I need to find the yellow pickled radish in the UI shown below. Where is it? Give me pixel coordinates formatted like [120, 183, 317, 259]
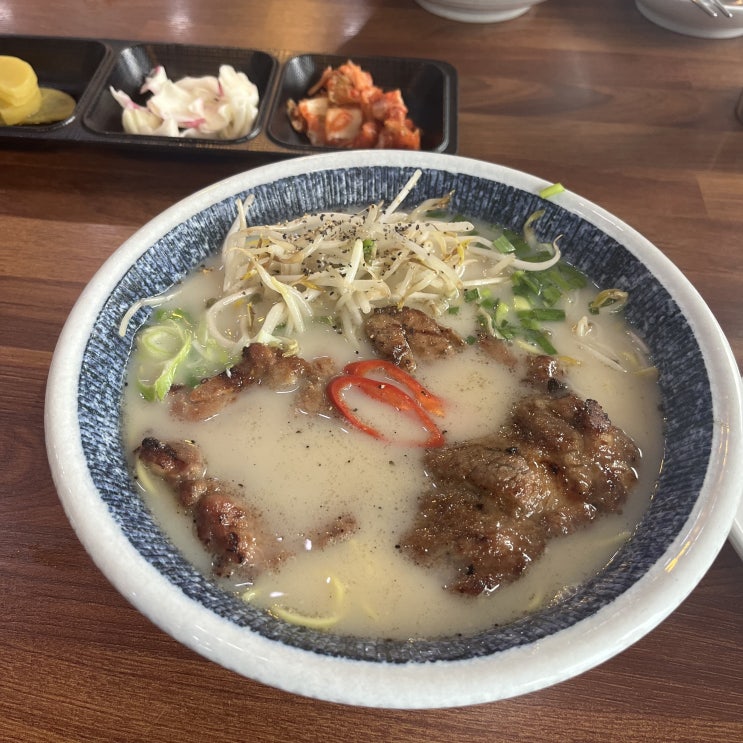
[23, 88, 76, 125]
[0, 55, 39, 106]
[0, 85, 42, 125]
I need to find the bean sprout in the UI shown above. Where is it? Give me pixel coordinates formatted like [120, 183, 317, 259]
[211, 170, 561, 355]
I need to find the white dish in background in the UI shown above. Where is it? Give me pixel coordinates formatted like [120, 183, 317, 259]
[415, 0, 547, 23]
[730, 499, 743, 560]
[636, 0, 743, 39]
[45, 151, 743, 708]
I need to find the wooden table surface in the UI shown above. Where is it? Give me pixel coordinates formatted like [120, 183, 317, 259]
[2, 0, 742, 740]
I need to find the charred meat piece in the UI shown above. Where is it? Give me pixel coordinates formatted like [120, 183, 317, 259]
[523, 353, 567, 392]
[136, 437, 357, 579]
[399, 389, 640, 595]
[294, 355, 338, 417]
[400, 484, 548, 595]
[478, 334, 519, 370]
[169, 343, 337, 421]
[478, 335, 566, 394]
[138, 437, 287, 575]
[422, 436, 556, 519]
[304, 512, 359, 551]
[194, 489, 288, 576]
[138, 437, 208, 508]
[510, 393, 640, 527]
[424, 392, 638, 529]
[364, 306, 465, 372]
[137, 437, 206, 484]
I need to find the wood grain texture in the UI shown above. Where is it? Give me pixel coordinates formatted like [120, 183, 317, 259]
[1, 1, 741, 741]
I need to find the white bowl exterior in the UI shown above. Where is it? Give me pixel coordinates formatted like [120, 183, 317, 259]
[730, 503, 743, 560]
[636, 0, 743, 39]
[415, 0, 546, 23]
[45, 150, 743, 708]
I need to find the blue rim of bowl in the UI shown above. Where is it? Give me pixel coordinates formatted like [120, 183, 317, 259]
[73, 162, 715, 664]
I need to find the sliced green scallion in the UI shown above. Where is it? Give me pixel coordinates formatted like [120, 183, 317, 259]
[492, 233, 517, 254]
[589, 289, 629, 315]
[362, 238, 376, 262]
[517, 307, 567, 322]
[135, 311, 193, 401]
[134, 307, 240, 401]
[539, 182, 566, 200]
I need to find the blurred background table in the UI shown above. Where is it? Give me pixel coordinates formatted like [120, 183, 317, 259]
[1, 1, 741, 741]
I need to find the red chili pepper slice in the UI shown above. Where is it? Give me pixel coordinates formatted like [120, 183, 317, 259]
[326, 374, 445, 448]
[343, 359, 445, 417]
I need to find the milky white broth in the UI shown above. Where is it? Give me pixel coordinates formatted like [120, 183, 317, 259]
[122, 251, 664, 640]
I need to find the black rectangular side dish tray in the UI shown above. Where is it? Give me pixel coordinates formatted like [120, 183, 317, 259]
[0, 36, 458, 157]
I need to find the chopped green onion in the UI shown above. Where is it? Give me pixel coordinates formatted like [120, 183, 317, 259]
[494, 321, 518, 341]
[539, 183, 566, 200]
[512, 271, 542, 300]
[540, 284, 563, 306]
[554, 262, 588, 290]
[589, 288, 629, 315]
[517, 307, 566, 322]
[134, 307, 240, 401]
[512, 295, 531, 313]
[136, 313, 192, 401]
[362, 238, 375, 261]
[492, 234, 516, 254]
[493, 300, 509, 326]
[518, 315, 542, 332]
[505, 229, 534, 259]
[522, 328, 558, 355]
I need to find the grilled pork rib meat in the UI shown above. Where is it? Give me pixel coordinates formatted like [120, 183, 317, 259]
[364, 306, 465, 372]
[168, 342, 337, 422]
[137, 437, 358, 578]
[399, 354, 640, 596]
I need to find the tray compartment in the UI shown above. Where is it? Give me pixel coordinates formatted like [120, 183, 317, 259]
[83, 42, 278, 144]
[0, 35, 109, 131]
[0, 37, 457, 156]
[267, 53, 457, 153]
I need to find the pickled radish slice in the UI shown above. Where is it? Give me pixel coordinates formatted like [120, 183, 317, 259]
[0, 86, 42, 125]
[0, 56, 76, 126]
[22, 88, 76, 125]
[0, 55, 38, 106]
